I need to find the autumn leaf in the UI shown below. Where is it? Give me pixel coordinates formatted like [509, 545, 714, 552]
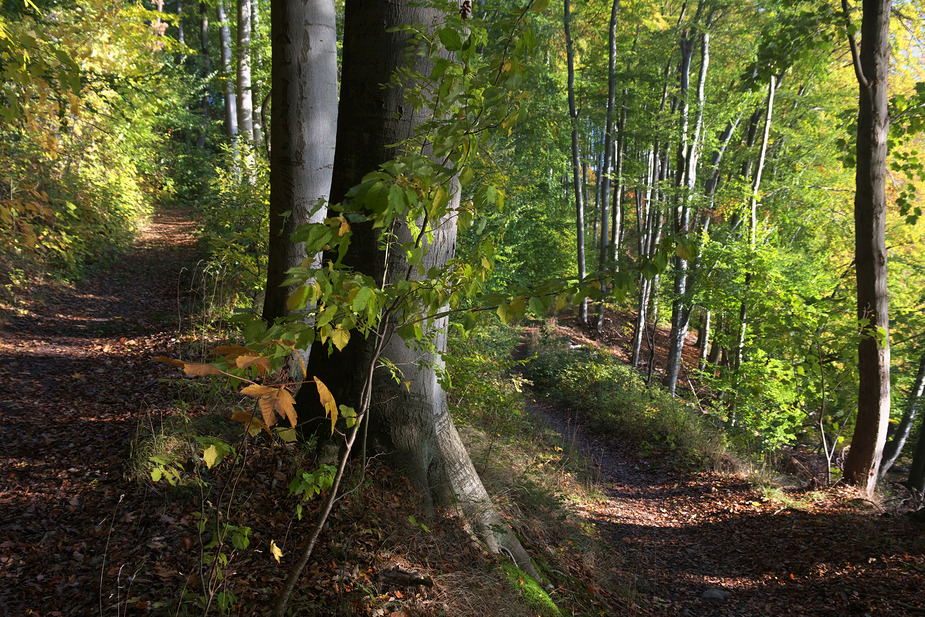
[182, 362, 223, 377]
[153, 356, 185, 369]
[231, 409, 268, 436]
[240, 384, 276, 397]
[271, 540, 283, 563]
[235, 354, 271, 376]
[313, 376, 338, 434]
[332, 325, 350, 351]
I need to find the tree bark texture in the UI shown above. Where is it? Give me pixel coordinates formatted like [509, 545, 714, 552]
[293, 0, 537, 576]
[263, 0, 338, 324]
[842, 0, 892, 497]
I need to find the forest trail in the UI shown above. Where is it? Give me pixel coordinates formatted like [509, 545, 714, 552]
[0, 207, 200, 614]
[527, 363, 925, 616]
[1, 205, 924, 616]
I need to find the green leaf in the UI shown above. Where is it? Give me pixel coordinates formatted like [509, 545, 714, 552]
[439, 27, 463, 52]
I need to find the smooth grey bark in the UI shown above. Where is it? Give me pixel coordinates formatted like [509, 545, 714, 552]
[197, 2, 210, 149]
[235, 0, 254, 142]
[262, 0, 338, 325]
[880, 350, 925, 476]
[595, 0, 621, 332]
[216, 0, 238, 139]
[250, 0, 263, 146]
[292, 0, 536, 577]
[842, 0, 892, 497]
[564, 0, 587, 323]
[176, 0, 185, 45]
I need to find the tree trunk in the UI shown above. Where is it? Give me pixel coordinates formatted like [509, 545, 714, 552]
[842, 0, 892, 497]
[217, 0, 238, 139]
[881, 350, 925, 476]
[197, 2, 211, 149]
[664, 4, 709, 395]
[262, 0, 338, 325]
[250, 0, 263, 146]
[292, 0, 536, 575]
[177, 0, 185, 46]
[564, 0, 587, 323]
[236, 0, 254, 143]
[595, 0, 621, 332]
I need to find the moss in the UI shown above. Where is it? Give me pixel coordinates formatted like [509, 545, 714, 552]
[501, 562, 565, 617]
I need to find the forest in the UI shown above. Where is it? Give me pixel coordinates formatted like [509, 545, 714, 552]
[1, 0, 925, 614]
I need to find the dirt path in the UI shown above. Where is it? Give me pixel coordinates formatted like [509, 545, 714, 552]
[0, 207, 200, 615]
[528, 392, 925, 616]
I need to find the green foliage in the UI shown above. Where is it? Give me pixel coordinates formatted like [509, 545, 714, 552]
[197, 143, 270, 307]
[289, 464, 337, 520]
[446, 321, 534, 448]
[0, 1, 185, 295]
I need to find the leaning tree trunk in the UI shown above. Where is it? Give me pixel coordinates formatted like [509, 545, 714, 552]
[564, 0, 587, 323]
[842, 0, 892, 497]
[293, 0, 536, 575]
[262, 0, 338, 325]
[880, 349, 925, 477]
[235, 0, 254, 143]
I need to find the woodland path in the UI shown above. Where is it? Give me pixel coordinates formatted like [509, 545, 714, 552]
[2, 205, 924, 617]
[0, 206, 201, 614]
[527, 376, 925, 616]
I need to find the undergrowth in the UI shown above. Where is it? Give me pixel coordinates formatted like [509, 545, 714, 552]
[521, 325, 736, 473]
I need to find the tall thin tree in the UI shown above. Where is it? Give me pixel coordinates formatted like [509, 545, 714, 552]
[841, 0, 892, 496]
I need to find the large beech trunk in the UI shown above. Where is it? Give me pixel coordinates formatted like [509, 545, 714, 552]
[262, 0, 337, 324]
[293, 0, 536, 574]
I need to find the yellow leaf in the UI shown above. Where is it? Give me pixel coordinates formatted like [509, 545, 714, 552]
[313, 377, 338, 435]
[202, 444, 219, 469]
[332, 326, 350, 351]
[276, 427, 297, 442]
[240, 384, 276, 397]
[270, 540, 283, 563]
[338, 216, 351, 237]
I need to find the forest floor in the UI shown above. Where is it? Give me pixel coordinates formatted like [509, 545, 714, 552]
[1, 205, 924, 616]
